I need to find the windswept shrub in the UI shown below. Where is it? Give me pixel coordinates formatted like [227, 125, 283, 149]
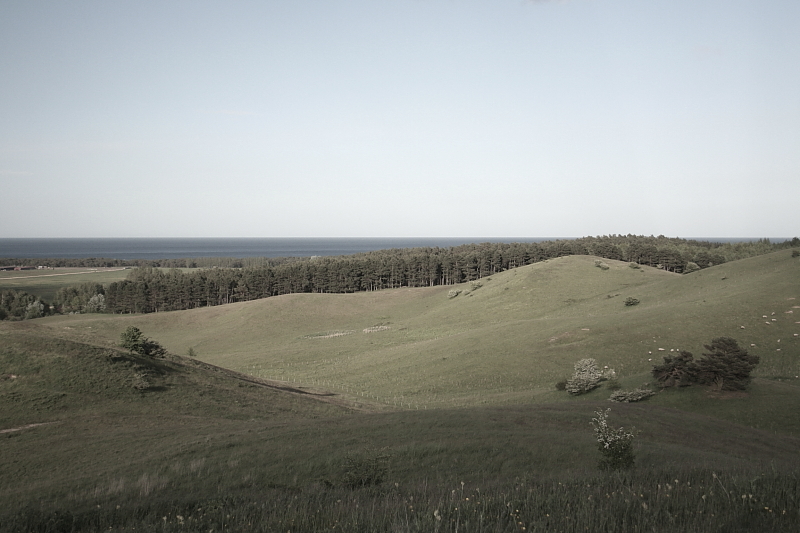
[652, 350, 696, 388]
[624, 297, 640, 306]
[566, 358, 605, 395]
[609, 388, 655, 403]
[591, 408, 635, 471]
[652, 338, 759, 391]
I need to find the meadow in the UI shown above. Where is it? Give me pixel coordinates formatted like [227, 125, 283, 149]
[1, 251, 798, 531]
[0, 268, 131, 303]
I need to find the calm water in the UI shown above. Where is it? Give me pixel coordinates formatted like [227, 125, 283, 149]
[0, 238, 561, 259]
[0, 237, 782, 260]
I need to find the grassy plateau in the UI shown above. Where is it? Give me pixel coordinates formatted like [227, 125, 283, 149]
[1, 251, 799, 531]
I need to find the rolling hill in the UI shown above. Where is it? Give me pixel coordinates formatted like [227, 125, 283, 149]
[1, 250, 799, 531]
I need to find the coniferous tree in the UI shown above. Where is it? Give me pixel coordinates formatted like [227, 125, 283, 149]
[652, 351, 697, 388]
[694, 337, 759, 391]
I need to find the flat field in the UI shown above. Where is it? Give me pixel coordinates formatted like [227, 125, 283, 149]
[0, 267, 130, 301]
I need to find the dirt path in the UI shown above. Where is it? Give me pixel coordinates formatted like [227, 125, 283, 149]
[0, 421, 60, 434]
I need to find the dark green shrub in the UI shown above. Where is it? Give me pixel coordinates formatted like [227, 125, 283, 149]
[652, 338, 759, 391]
[341, 447, 391, 489]
[609, 388, 655, 402]
[652, 351, 696, 388]
[120, 326, 167, 357]
[694, 337, 759, 391]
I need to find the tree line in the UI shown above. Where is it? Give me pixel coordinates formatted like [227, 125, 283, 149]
[71, 236, 800, 315]
[3, 235, 797, 319]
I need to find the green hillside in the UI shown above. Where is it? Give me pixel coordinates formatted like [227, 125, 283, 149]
[2, 250, 799, 531]
[39, 251, 800, 423]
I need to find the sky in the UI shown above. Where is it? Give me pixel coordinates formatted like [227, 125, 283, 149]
[1, 0, 798, 239]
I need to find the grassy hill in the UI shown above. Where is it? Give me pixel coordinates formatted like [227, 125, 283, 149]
[2, 250, 799, 531]
[37, 251, 800, 423]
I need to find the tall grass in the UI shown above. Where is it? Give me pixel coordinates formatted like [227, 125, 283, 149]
[5, 468, 798, 532]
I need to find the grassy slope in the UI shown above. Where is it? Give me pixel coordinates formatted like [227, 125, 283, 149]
[40, 251, 800, 425]
[2, 250, 799, 523]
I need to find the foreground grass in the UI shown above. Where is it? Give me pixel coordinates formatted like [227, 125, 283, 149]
[5, 468, 799, 532]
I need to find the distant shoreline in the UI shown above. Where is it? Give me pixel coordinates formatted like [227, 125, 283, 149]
[0, 236, 791, 260]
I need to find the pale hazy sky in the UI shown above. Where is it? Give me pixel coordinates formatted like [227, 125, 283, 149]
[1, 1, 798, 238]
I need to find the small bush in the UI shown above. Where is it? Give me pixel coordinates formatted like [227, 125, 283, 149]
[684, 261, 701, 273]
[566, 358, 605, 395]
[609, 388, 655, 403]
[447, 289, 462, 299]
[131, 372, 151, 391]
[187, 347, 197, 357]
[792, 250, 800, 258]
[120, 326, 167, 358]
[555, 379, 568, 391]
[591, 409, 635, 471]
[624, 297, 640, 306]
[594, 260, 610, 270]
[628, 262, 641, 269]
[341, 447, 391, 489]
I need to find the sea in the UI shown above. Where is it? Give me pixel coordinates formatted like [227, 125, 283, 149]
[0, 237, 561, 260]
[0, 237, 784, 260]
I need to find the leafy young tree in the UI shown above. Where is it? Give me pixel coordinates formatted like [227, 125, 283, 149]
[84, 293, 106, 313]
[694, 337, 759, 391]
[591, 409, 635, 471]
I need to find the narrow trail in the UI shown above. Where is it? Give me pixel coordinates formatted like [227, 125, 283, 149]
[0, 422, 60, 434]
